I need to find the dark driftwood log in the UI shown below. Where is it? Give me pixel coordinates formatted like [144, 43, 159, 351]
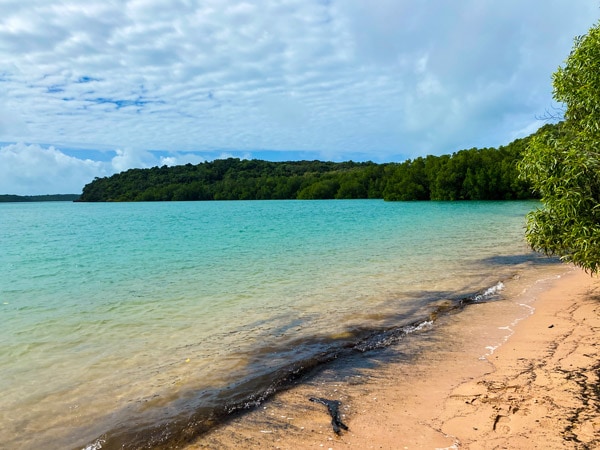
[309, 397, 349, 434]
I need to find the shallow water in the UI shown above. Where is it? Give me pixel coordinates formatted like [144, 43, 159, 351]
[0, 200, 555, 449]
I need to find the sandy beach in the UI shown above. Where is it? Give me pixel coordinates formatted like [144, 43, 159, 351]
[186, 265, 599, 449]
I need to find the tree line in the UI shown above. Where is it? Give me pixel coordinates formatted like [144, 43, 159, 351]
[78, 126, 554, 202]
[0, 194, 80, 202]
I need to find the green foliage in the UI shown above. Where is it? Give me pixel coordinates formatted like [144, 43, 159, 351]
[79, 135, 535, 203]
[519, 21, 600, 274]
[79, 160, 384, 202]
[0, 194, 80, 202]
[382, 136, 532, 201]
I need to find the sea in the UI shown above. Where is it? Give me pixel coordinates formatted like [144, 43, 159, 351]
[0, 200, 561, 449]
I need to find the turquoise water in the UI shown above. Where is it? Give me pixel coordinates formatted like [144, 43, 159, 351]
[1, 200, 550, 449]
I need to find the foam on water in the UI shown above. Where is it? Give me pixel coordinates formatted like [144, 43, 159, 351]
[474, 281, 505, 302]
[0, 200, 559, 449]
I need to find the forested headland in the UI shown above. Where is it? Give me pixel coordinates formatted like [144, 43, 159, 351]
[0, 194, 80, 202]
[78, 124, 556, 202]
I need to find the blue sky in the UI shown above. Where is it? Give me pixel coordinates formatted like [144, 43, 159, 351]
[0, 0, 598, 194]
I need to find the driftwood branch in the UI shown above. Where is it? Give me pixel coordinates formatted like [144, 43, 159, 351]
[309, 397, 349, 434]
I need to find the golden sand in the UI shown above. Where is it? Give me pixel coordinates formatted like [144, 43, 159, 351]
[186, 266, 600, 449]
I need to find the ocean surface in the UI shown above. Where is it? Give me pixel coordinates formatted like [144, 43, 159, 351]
[0, 200, 556, 449]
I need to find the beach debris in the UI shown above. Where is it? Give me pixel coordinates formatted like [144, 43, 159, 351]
[309, 397, 349, 435]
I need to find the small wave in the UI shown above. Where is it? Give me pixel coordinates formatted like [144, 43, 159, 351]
[404, 320, 434, 333]
[474, 281, 504, 302]
[83, 437, 105, 450]
[353, 319, 433, 352]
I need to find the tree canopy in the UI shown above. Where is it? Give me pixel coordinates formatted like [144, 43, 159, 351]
[0, 194, 80, 202]
[519, 21, 600, 274]
[78, 132, 537, 203]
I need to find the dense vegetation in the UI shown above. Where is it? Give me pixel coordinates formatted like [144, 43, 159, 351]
[519, 21, 600, 274]
[0, 194, 80, 202]
[79, 130, 543, 202]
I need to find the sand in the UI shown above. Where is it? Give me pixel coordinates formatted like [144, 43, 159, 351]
[186, 265, 600, 449]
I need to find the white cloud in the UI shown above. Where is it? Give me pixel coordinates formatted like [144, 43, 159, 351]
[0, 143, 107, 195]
[110, 148, 156, 172]
[159, 153, 207, 167]
[0, 0, 598, 192]
[0, 143, 219, 194]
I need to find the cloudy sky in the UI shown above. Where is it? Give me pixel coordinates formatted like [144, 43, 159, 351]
[0, 0, 598, 194]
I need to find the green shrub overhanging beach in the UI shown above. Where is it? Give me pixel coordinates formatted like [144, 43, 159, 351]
[519, 20, 600, 275]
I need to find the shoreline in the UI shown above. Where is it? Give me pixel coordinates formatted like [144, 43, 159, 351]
[186, 265, 599, 449]
[439, 266, 600, 449]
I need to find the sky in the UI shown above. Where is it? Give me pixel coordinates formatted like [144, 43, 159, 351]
[0, 1, 598, 195]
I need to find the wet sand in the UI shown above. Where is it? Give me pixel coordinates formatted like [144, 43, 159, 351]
[185, 265, 599, 449]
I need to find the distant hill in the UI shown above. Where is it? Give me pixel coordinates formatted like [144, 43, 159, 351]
[78, 123, 560, 202]
[0, 194, 80, 202]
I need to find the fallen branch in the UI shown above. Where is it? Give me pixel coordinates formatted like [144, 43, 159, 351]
[309, 397, 349, 434]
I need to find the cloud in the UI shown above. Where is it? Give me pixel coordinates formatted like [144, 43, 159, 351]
[159, 153, 206, 167]
[0, 0, 598, 192]
[0, 143, 223, 194]
[110, 147, 156, 172]
[0, 143, 107, 195]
